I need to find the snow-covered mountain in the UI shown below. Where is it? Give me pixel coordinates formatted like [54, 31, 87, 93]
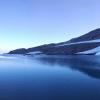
[8, 28, 100, 55]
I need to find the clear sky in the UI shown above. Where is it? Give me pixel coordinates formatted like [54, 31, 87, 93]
[0, 0, 100, 53]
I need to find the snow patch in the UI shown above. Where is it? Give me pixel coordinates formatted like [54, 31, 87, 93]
[57, 39, 100, 47]
[27, 51, 42, 55]
[77, 46, 100, 55]
[95, 52, 100, 55]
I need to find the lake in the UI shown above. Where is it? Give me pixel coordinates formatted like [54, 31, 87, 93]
[0, 55, 100, 100]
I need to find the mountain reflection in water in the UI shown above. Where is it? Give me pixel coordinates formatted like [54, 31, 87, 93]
[36, 55, 100, 79]
[0, 55, 100, 100]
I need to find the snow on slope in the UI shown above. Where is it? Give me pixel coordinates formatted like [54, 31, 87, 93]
[95, 52, 100, 55]
[26, 39, 100, 55]
[77, 46, 100, 55]
[57, 39, 100, 47]
[27, 51, 42, 55]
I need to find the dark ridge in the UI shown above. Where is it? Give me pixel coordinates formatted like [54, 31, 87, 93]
[8, 48, 27, 54]
[8, 28, 100, 55]
[67, 28, 100, 43]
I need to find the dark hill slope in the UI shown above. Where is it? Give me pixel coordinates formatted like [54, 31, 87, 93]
[8, 28, 100, 55]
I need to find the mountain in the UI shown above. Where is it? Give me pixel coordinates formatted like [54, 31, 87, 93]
[8, 44, 56, 54]
[65, 28, 100, 43]
[8, 28, 100, 55]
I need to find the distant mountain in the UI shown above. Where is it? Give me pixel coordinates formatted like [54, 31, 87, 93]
[56, 28, 100, 45]
[9, 43, 56, 54]
[67, 28, 100, 43]
[8, 28, 100, 55]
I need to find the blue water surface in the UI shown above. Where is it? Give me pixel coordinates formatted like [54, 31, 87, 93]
[0, 55, 100, 100]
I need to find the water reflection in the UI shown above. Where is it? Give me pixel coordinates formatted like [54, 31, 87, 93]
[36, 55, 100, 79]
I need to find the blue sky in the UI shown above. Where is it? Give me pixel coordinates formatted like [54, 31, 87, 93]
[0, 0, 100, 53]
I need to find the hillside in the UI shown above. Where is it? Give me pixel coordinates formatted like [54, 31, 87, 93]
[8, 28, 100, 55]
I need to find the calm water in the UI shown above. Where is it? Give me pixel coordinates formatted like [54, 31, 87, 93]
[0, 55, 100, 100]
